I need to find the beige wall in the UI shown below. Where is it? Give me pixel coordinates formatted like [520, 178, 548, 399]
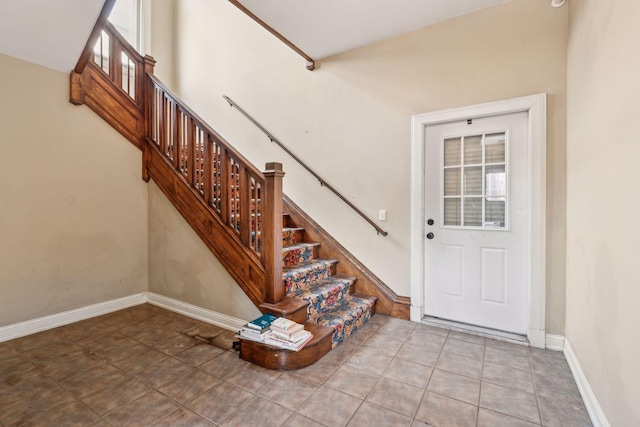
[146, 0, 177, 89]
[148, 182, 260, 320]
[0, 54, 148, 326]
[566, 0, 640, 424]
[168, 0, 568, 333]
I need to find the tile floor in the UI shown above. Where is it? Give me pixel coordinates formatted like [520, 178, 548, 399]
[0, 304, 592, 426]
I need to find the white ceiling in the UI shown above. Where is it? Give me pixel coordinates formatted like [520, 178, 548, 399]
[0, 0, 512, 72]
[236, 0, 511, 59]
[0, 0, 104, 72]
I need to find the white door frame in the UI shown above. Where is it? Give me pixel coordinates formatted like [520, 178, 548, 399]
[410, 94, 547, 348]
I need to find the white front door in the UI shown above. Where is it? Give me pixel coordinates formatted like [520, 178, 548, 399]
[424, 112, 529, 334]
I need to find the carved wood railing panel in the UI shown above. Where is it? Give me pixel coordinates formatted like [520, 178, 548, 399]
[146, 75, 283, 304]
[71, 22, 151, 149]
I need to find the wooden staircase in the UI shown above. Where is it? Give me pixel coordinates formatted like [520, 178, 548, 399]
[69, 9, 409, 371]
[238, 214, 377, 370]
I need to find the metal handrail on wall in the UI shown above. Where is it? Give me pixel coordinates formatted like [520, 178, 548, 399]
[223, 95, 388, 237]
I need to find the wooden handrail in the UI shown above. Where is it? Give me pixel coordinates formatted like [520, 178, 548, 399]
[228, 0, 315, 71]
[223, 95, 389, 237]
[74, 0, 117, 74]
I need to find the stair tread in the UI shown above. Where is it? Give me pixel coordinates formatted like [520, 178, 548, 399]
[312, 295, 375, 347]
[282, 242, 320, 251]
[297, 276, 355, 297]
[283, 259, 338, 273]
[312, 296, 373, 325]
[313, 295, 375, 317]
[283, 227, 304, 232]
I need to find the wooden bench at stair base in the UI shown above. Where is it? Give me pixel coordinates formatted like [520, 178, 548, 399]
[238, 322, 334, 370]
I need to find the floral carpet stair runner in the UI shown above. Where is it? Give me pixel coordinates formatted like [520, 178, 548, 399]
[281, 227, 375, 347]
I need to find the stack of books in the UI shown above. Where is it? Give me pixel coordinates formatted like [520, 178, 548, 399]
[238, 313, 278, 343]
[265, 317, 313, 351]
[237, 314, 313, 352]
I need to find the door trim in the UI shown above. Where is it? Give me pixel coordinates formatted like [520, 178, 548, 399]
[410, 94, 547, 348]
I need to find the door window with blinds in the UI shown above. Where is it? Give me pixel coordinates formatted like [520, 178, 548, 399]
[442, 132, 508, 229]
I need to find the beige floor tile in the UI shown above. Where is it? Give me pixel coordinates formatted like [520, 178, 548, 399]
[348, 402, 413, 427]
[0, 378, 76, 425]
[484, 346, 531, 371]
[210, 330, 239, 349]
[103, 390, 178, 427]
[442, 337, 485, 361]
[427, 369, 481, 405]
[152, 330, 199, 355]
[482, 361, 534, 393]
[344, 347, 393, 376]
[61, 363, 129, 398]
[538, 394, 593, 427]
[383, 357, 433, 388]
[23, 399, 101, 426]
[479, 382, 540, 424]
[112, 347, 169, 374]
[81, 376, 151, 415]
[485, 338, 529, 354]
[84, 331, 149, 362]
[174, 342, 226, 366]
[477, 408, 540, 426]
[415, 391, 478, 427]
[533, 370, 584, 404]
[360, 333, 405, 356]
[298, 386, 362, 427]
[436, 351, 483, 380]
[187, 381, 255, 423]
[258, 372, 319, 410]
[135, 357, 198, 388]
[366, 377, 424, 417]
[153, 407, 216, 426]
[405, 330, 447, 352]
[325, 365, 379, 399]
[396, 342, 440, 367]
[288, 354, 341, 383]
[413, 323, 450, 337]
[37, 349, 106, 382]
[281, 413, 326, 427]
[447, 330, 486, 346]
[220, 395, 293, 427]
[158, 368, 220, 404]
[225, 362, 282, 393]
[199, 350, 250, 379]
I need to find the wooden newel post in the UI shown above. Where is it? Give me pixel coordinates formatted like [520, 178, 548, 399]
[142, 55, 156, 182]
[262, 162, 285, 304]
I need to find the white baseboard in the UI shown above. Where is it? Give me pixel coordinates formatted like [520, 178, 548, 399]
[545, 333, 565, 351]
[564, 339, 610, 427]
[0, 293, 147, 343]
[147, 292, 247, 332]
[0, 292, 249, 343]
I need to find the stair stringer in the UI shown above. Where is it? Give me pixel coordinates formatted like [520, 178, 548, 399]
[283, 195, 411, 320]
[146, 141, 267, 307]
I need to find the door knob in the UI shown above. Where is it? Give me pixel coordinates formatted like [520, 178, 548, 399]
[426, 232, 435, 240]
[427, 219, 434, 226]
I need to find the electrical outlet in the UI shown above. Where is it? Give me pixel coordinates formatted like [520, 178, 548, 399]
[378, 210, 387, 221]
